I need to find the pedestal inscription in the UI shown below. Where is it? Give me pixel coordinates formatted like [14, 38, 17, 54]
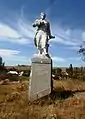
[29, 55, 52, 101]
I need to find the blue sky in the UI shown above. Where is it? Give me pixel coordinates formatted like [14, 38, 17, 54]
[0, 0, 85, 67]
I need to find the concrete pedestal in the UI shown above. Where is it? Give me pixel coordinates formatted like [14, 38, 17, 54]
[29, 54, 52, 101]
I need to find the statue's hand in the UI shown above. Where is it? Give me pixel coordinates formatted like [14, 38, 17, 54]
[32, 24, 36, 27]
[40, 21, 45, 25]
[49, 35, 55, 39]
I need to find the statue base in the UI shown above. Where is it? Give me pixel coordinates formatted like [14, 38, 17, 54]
[28, 54, 52, 101]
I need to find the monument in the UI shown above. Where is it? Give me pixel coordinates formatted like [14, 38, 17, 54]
[29, 12, 55, 101]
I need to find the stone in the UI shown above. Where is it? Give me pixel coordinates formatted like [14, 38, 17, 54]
[29, 54, 52, 101]
[32, 12, 55, 55]
[1, 79, 10, 85]
[28, 12, 55, 101]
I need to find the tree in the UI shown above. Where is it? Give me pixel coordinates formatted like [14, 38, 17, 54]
[78, 42, 85, 61]
[56, 68, 62, 76]
[0, 56, 2, 66]
[66, 64, 73, 78]
[73, 67, 79, 79]
[52, 67, 56, 74]
[80, 66, 83, 74]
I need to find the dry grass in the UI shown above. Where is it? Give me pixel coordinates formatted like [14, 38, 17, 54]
[0, 79, 85, 119]
[6, 65, 31, 71]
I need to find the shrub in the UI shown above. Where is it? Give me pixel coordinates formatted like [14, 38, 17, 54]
[52, 68, 56, 74]
[19, 76, 29, 82]
[7, 74, 19, 81]
[78, 74, 85, 81]
[22, 70, 30, 77]
[0, 73, 8, 81]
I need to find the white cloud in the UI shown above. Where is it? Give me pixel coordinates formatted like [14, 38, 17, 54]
[66, 46, 80, 51]
[1, 16, 85, 51]
[50, 25, 84, 48]
[0, 49, 30, 65]
[0, 23, 20, 38]
[68, 57, 81, 61]
[50, 36, 77, 46]
[0, 19, 34, 45]
[17, 18, 34, 39]
[1, 17, 84, 47]
[52, 56, 66, 62]
[0, 49, 20, 56]
[82, 32, 85, 41]
[4, 56, 29, 66]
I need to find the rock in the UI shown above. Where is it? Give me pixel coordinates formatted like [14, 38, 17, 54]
[1, 79, 10, 85]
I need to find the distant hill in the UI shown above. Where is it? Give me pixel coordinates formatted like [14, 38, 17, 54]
[6, 65, 31, 71]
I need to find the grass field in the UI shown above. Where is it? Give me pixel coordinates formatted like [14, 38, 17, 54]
[0, 79, 85, 119]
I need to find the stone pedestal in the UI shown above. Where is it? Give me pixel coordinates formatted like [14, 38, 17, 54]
[29, 54, 52, 101]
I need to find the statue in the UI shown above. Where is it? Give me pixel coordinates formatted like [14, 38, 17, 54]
[32, 12, 55, 56]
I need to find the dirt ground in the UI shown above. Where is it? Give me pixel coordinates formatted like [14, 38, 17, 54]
[0, 79, 85, 119]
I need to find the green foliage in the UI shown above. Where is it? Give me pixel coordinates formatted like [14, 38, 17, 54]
[69, 64, 73, 78]
[19, 76, 29, 82]
[56, 68, 62, 76]
[0, 74, 8, 81]
[9, 67, 17, 71]
[7, 74, 19, 81]
[0, 56, 5, 66]
[52, 68, 57, 74]
[78, 74, 85, 81]
[0, 66, 7, 71]
[22, 70, 30, 77]
[0, 56, 2, 66]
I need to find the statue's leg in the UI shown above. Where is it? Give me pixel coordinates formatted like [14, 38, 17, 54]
[41, 34, 48, 55]
[37, 46, 40, 54]
[35, 32, 41, 54]
[42, 49, 46, 55]
[46, 43, 49, 54]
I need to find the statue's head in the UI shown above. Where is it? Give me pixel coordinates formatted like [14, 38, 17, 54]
[40, 12, 46, 20]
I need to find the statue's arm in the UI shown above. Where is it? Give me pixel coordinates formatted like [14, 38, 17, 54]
[47, 22, 55, 39]
[47, 22, 51, 37]
[32, 19, 41, 27]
